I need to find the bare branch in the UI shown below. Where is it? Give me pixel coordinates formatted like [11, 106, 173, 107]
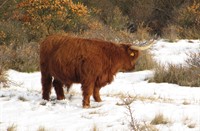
[0, 0, 9, 9]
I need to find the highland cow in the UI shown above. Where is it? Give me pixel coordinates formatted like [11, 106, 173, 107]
[40, 35, 154, 108]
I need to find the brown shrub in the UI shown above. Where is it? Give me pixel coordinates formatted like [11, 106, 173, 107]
[0, 21, 28, 45]
[173, 0, 200, 39]
[187, 52, 200, 79]
[80, 23, 151, 43]
[162, 25, 180, 42]
[151, 57, 200, 87]
[0, 42, 39, 72]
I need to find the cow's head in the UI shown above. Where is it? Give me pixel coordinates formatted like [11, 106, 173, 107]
[121, 39, 155, 72]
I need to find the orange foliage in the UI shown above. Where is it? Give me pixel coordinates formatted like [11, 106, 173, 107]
[187, 0, 200, 26]
[0, 31, 6, 40]
[17, 0, 88, 35]
[17, 0, 88, 19]
[187, 0, 200, 15]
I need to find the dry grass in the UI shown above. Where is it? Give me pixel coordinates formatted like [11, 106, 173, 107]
[179, 27, 200, 39]
[120, 96, 159, 131]
[0, 66, 8, 88]
[140, 124, 158, 131]
[37, 126, 48, 131]
[150, 113, 170, 125]
[150, 61, 200, 87]
[114, 92, 172, 105]
[92, 124, 99, 131]
[187, 52, 200, 77]
[151, 64, 188, 85]
[7, 124, 17, 131]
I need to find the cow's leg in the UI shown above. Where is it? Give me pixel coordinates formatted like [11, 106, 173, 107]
[41, 73, 52, 100]
[82, 83, 94, 108]
[93, 87, 102, 102]
[53, 79, 65, 100]
[66, 82, 72, 93]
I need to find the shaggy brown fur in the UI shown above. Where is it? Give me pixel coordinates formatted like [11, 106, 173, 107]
[40, 35, 140, 108]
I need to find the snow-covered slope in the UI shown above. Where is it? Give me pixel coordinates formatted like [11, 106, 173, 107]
[0, 40, 200, 131]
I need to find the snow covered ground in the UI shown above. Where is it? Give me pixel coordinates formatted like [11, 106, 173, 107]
[0, 39, 200, 131]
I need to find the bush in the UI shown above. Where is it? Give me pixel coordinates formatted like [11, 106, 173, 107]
[162, 24, 180, 42]
[0, 21, 28, 45]
[131, 23, 152, 41]
[16, 0, 89, 40]
[151, 52, 200, 87]
[0, 20, 39, 72]
[116, 0, 154, 24]
[187, 52, 200, 80]
[147, 0, 187, 36]
[173, 0, 200, 39]
[80, 22, 152, 42]
[107, 6, 128, 31]
[0, 42, 39, 72]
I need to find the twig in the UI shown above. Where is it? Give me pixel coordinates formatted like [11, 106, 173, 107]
[0, 0, 9, 9]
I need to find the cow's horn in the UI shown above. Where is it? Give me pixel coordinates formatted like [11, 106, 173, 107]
[130, 39, 155, 50]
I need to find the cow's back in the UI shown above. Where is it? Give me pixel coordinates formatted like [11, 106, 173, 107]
[40, 35, 111, 85]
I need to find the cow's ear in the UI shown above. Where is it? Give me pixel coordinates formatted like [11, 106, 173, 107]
[121, 44, 130, 49]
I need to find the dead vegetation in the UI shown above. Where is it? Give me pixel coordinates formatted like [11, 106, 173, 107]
[0, 66, 8, 88]
[151, 52, 200, 87]
[150, 113, 170, 125]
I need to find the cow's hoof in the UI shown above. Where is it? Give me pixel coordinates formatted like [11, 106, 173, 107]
[95, 99, 102, 102]
[83, 105, 90, 109]
[94, 97, 102, 102]
[57, 96, 65, 100]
